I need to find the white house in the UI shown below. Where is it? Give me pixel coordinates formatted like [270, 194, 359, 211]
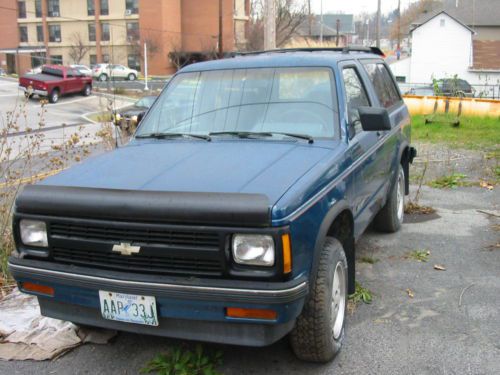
[390, 11, 500, 97]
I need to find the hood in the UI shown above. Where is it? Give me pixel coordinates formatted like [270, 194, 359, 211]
[119, 105, 147, 116]
[42, 140, 333, 206]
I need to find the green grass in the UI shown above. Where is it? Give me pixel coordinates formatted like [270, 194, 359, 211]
[406, 249, 430, 262]
[428, 173, 468, 188]
[87, 111, 113, 123]
[411, 115, 500, 151]
[359, 256, 379, 264]
[141, 345, 222, 375]
[348, 282, 373, 304]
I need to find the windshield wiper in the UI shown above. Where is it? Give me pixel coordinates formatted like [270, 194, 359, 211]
[209, 131, 273, 139]
[209, 131, 314, 143]
[136, 132, 211, 141]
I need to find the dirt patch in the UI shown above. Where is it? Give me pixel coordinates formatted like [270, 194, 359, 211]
[404, 211, 441, 223]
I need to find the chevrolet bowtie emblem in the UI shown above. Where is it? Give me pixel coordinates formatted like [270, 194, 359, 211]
[112, 242, 141, 256]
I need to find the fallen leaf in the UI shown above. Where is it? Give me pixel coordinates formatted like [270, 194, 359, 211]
[479, 181, 494, 191]
[406, 288, 414, 298]
[434, 264, 446, 271]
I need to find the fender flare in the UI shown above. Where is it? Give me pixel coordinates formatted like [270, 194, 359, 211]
[398, 140, 410, 194]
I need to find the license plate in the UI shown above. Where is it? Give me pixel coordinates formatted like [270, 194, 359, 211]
[98, 291, 158, 326]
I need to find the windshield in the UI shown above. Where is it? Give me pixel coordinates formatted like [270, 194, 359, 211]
[135, 96, 156, 108]
[136, 67, 337, 139]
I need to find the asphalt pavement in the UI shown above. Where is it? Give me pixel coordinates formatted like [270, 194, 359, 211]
[1, 185, 498, 375]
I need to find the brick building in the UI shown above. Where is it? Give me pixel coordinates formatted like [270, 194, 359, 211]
[0, 0, 250, 75]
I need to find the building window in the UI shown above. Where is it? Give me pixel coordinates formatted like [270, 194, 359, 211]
[89, 54, 97, 67]
[125, 0, 139, 15]
[128, 54, 140, 70]
[31, 52, 46, 67]
[87, 0, 95, 16]
[88, 23, 96, 42]
[19, 26, 28, 42]
[101, 23, 110, 41]
[102, 54, 109, 63]
[100, 0, 109, 16]
[35, 0, 42, 17]
[18, 1, 26, 18]
[48, 0, 60, 17]
[440, 19, 445, 27]
[51, 55, 63, 64]
[126, 22, 139, 41]
[36, 24, 44, 42]
[49, 24, 61, 42]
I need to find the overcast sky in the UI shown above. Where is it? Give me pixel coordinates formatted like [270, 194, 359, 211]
[310, 0, 421, 15]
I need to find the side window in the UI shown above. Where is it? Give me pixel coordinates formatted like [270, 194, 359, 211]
[342, 67, 370, 137]
[363, 62, 401, 109]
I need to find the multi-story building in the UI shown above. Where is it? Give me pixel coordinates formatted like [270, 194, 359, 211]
[0, 0, 249, 75]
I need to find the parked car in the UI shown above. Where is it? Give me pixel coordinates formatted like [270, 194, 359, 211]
[92, 63, 138, 81]
[405, 86, 435, 96]
[113, 95, 157, 134]
[18, 65, 93, 103]
[435, 78, 474, 97]
[9, 47, 416, 363]
[70, 64, 92, 77]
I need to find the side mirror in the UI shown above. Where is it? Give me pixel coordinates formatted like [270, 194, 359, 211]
[358, 106, 392, 131]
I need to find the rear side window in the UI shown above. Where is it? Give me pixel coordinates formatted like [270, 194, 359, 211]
[363, 63, 401, 109]
[342, 67, 370, 137]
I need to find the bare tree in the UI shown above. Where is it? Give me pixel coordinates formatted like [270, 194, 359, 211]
[68, 32, 89, 64]
[247, 0, 308, 51]
[129, 33, 161, 63]
[389, 0, 441, 41]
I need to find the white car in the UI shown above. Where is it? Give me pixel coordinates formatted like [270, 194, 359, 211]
[92, 64, 138, 81]
[70, 64, 92, 77]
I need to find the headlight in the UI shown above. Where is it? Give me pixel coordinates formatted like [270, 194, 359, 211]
[232, 234, 275, 266]
[20, 220, 48, 247]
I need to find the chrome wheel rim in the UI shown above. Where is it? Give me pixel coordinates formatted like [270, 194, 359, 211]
[397, 169, 405, 222]
[52, 92, 58, 102]
[331, 261, 346, 340]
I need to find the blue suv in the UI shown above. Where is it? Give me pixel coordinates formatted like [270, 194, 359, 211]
[10, 47, 416, 362]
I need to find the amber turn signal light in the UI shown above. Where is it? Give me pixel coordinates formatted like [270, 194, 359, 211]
[281, 233, 292, 274]
[226, 307, 277, 320]
[21, 282, 54, 296]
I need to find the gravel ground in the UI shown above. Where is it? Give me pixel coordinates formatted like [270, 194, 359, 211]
[1, 184, 498, 375]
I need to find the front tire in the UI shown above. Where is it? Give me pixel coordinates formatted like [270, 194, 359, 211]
[48, 89, 59, 103]
[99, 74, 108, 82]
[128, 73, 136, 81]
[374, 164, 405, 232]
[290, 237, 347, 363]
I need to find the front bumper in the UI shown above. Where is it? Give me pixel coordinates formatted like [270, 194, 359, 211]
[9, 258, 308, 346]
[18, 85, 48, 97]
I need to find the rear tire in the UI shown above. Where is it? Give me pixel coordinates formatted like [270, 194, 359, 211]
[374, 164, 405, 233]
[290, 237, 347, 363]
[99, 74, 108, 82]
[82, 84, 92, 96]
[128, 73, 136, 81]
[48, 89, 59, 104]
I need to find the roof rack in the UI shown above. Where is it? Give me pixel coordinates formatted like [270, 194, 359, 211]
[233, 46, 385, 57]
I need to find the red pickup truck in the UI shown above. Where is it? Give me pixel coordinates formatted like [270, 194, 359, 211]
[19, 65, 93, 103]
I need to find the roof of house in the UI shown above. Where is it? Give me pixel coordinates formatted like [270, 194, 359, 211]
[298, 14, 355, 37]
[410, 10, 475, 33]
[472, 40, 500, 70]
[412, 0, 500, 27]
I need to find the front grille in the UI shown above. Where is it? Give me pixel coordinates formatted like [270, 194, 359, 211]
[50, 222, 220, 250]
[48, 222, 223, 276]
[51, 247, 223, 276]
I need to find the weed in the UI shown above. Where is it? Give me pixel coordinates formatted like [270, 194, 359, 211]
[406, 249, 431, 262]
[141, 344, 223, 375]
[349, 281, 373, 304]
[404, 201, 436, 214]
[359, 256, 379, 264]
[428, 173, 467, 188]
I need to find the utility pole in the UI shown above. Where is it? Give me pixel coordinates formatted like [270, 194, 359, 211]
[264, 0, 276, 50]
[335, 19, 340, 46]
[144, 42, 149, 91]
[218, 0, 223, 58]
[376, 0, 381, 48]
[308, 0, 312, 36]
[397, 0, 401, 59]
[320, 0, 324, 44]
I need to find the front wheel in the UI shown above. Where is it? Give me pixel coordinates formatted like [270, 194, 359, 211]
[99, 74, 108, 82]
[374, 164, 405, 232]
[48, 89, 59, 104]
[82, 84, 92, 96]
[290, 237, 347, 362]
[127, 73, 136, 81]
